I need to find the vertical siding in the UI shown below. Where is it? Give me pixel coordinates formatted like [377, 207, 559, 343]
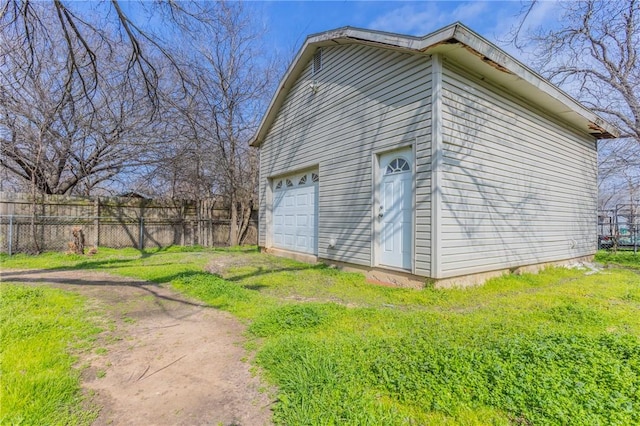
[259, 45, 432, 274]
[438, 60, 598, 277]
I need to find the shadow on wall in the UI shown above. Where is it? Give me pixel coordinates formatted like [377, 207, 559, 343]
[262, 44, 431, 267]
[438, 63, 598, 276]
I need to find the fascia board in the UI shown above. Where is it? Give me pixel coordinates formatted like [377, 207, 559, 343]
[447, 25, 619, 139]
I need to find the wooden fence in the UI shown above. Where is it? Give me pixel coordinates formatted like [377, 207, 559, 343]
[0, 192, 257, 254]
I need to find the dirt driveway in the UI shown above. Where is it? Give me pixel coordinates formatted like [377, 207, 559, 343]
[0, 269, 273, 426]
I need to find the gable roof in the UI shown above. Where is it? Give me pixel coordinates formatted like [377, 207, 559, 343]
[251, 23, 618, 147]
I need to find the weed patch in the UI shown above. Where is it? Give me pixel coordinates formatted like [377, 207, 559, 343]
[3, 248, 640, 424]
[170, 271, 263, 317]
[0, 285, 101, 425]
[250, 303, 345, 336]
[545, 302, 604, 325]
[595, 250, 640, 269]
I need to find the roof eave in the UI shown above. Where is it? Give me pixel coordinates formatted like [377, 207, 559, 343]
[251, 23, 619, 147]
[447, 25, 619, 139]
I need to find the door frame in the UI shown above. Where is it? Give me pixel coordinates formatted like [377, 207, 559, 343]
[372, 145, 416, 272]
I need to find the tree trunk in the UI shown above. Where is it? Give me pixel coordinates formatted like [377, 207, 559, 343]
[237, 203, 252, 245]
[228, 195, 239, 246]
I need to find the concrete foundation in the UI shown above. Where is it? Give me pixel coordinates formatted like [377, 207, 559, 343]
[262, 247, 319, 264]
[261, 246, 595, 289]
[433, 255, 596, 289]
[322, 260, 426, 289]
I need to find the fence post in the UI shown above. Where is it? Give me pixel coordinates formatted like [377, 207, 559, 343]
[8, 214, 13, 256]
[94, 197, 100, 247]
[139, 217, 144, 250]
[631, 215, 639, 254]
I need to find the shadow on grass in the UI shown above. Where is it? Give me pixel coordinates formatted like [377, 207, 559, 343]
[0, 269, 211, 314]
[48, 245, 262, 272]
[243, 283, 270, 291]
[1, 247, 327, 312]
[225, 263, 329, 283]
[33, 247, 202, 272]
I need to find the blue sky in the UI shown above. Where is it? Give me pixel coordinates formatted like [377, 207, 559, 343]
[252, 1, 564, 62]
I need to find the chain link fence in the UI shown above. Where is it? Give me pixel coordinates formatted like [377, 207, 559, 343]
[598, 204, 640, 253]
[0, 215, 242, 255]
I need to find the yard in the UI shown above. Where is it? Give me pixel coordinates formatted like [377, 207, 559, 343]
[1, 247, 639, 425]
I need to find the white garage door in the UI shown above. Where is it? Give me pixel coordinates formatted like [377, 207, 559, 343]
[273, 171, 318, 255]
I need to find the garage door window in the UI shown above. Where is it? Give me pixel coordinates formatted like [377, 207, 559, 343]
[274, 172, 318, 191]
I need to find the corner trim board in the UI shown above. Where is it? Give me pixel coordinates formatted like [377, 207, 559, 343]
[430, 54, 443, 278]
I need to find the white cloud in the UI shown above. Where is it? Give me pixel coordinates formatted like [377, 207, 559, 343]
[518, 0, 562, 32]
[368, 2, 492, 36]
[449, 1, 489, 24]
[366, 1, 567, 69]
[368, 3, 443, 35]
[487, 1, 565, 66]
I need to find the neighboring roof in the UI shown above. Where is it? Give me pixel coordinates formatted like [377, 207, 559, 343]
[251, 23, 619, 147]
[117, 191, 149, 199]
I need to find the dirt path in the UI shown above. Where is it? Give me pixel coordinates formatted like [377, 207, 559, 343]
[0, 269, 273, 426]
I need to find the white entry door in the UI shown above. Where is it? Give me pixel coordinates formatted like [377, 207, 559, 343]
[378, 150, 412, 270]
[272, 171, 318, 255]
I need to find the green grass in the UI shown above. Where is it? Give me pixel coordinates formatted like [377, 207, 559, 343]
[595, 250, 640, 269]
[2, 248, 639, 425]
[0, 285, 101, 425]
[245, 265, 640, 425]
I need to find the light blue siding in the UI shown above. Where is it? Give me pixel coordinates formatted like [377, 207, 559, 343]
[259, 44, 432, 273]
[437, 60, 597, 278]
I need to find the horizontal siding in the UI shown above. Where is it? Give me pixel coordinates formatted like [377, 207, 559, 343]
[268, 45, 430, 134]
[262, 105, 432, 170]
[438, 60, 597, 278]
[440, 169, 594, 206]
[259, 44, 432, 274]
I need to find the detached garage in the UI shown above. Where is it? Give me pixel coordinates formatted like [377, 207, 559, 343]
[252, 23, 618, 287]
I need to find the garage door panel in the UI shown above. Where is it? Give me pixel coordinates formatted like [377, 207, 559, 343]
[296, 215, 308, 226]
[296, 194, 308, 206]
[284, 233, 295, 246]
[284, 214, 295, 226]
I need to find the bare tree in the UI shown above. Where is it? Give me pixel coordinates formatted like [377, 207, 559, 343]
[1, 0, 274, 246]
[511, 0, 639, 209]
[151, 2, 274, 245]
[0, 27, 156, 195]
[598, 138, 640, 208]
[193, 3, 271, 245]
[0, 0, 220, 195]
[0, 1, 200, 109]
